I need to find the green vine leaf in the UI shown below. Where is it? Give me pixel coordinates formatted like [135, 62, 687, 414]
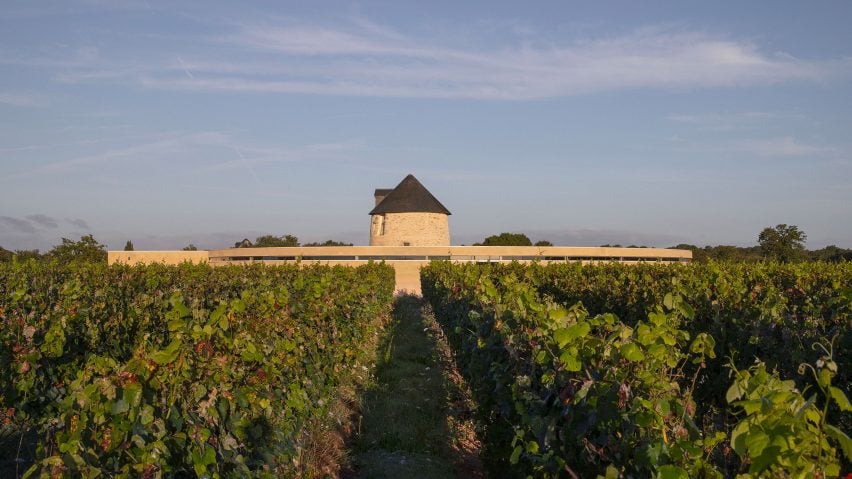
[620, 343, 645, 362]
[655, 465, 689, 479]
[150, 339, 182, 365]
[825, 424, 852, 459]
[828, 386, 851, 412]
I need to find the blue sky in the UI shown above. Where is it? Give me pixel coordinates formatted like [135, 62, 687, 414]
[1, 0, 851, 250]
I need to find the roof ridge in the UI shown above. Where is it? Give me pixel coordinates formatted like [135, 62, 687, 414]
[369, 174, 451, 215]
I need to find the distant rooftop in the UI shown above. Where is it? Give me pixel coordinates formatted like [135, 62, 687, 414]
[369, 174, 451, 215]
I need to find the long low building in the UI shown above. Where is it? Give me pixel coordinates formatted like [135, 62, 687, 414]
[108, 245, 691, 294]
[108, 174, 691, 293]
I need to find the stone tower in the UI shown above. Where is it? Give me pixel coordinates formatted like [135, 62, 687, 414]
[369, 174, 451, 246]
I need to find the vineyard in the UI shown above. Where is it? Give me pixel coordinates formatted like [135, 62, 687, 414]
[0, 261, 395, 477]
[1, 259, 850, 478]
[422, 261, 852, 478]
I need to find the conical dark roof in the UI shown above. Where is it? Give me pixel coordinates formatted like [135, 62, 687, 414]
[369, 174, 451, 215]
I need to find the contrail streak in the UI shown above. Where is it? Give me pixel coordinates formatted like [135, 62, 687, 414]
[177, 56, 194, 79]
[233, 146, 262, 188]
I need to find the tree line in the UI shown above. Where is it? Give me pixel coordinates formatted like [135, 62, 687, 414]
[674, 224, 852, 263]
[0, 234, 108, 264]
[471, 225, 851, 263]
[0, 234, 354, 263]
[234, 235, 353, 248]
[472, 232, 553, 247]
[2, 225, 849, 264]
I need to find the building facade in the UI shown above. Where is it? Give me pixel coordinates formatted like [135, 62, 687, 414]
[107, 173, 693, 294]
[369, 174, 451, 246]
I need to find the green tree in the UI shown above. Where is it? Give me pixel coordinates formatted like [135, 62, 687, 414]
[670, 244, 702, 261]
[303, 240, 353, 247]
[474, 232, 533, 246]
[705, 245, 762, 262]
[253, 235, 300, 247]
[13, 249, 42, 261]
[48, 234, 107, 263]
[123, 240, 134, 251]
[534, 240, 553, 246]
[182, 244, 198, 251]
[809, 245, 852, 262]
[758, 224, 807, 262]
[671, 244, 763, 263]
[0, 245, 13, 262]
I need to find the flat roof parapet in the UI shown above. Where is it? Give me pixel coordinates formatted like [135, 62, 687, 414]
[110, 246, 692, 294]
[204, 245, 691, 261]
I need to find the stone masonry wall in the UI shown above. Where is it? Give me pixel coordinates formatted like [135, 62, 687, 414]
[369, 212, 450, 246]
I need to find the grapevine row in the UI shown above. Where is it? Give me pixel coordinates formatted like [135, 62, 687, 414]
[422, 261, 851, 477]
[0, 261, 395, 477]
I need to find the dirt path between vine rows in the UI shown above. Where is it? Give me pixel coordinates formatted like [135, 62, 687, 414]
[343, 295, 484, 479]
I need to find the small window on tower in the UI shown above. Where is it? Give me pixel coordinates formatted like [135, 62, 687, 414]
[379, 215, 386, 235]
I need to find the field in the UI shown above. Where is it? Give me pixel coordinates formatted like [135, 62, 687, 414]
[1, 260, 850, 478]
[422, 261, 852, 478]
[1, 261, 395, 477]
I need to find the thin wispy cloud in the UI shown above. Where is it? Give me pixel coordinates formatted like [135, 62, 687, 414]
[0, 135, 150, 153]
[657, 135, 837, 158]
[666, 111, 814, 133]
[0, 92, 46, 107]
[67, 218, 90, 229]
[0, 215, 97, 250]
[668, 111, 804, 125]
[7, 132, 230, 178]
[0, 216, 37, 234]
[171, 24, 851, 99]
[0, 0, 152, 19]
[202, 140, 365, 172]
[737, 137, 836, 157]
[4, 130, 366, 188]
[26, 214, 59, 228]
[78, 0, 152, 10]
[0, 215, 79, 246]
[13, 19, 852, 100]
